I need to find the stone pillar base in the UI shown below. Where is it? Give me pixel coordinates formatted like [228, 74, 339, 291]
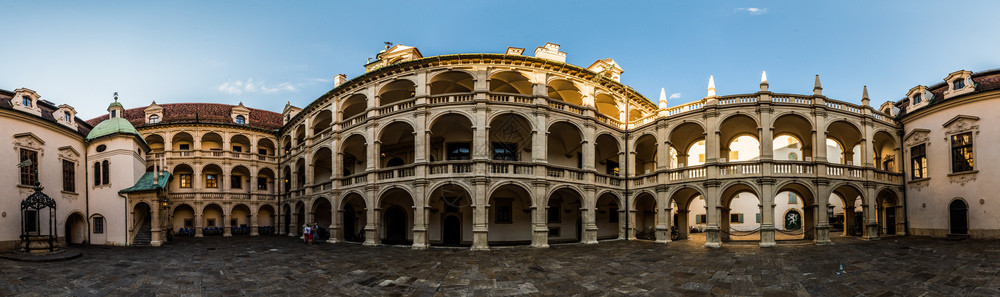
[863, 223, 880, 240]
[814, 225, 833, 245]
[759, 226, 776, 248]
[655, 227, 669, 244]
[363, 228, 377, 246]
[704, 226, 722, 248]
[582, 227, 598, 244]
[412, 229, 428, 249]
[251, 225, 259, 236]
[150, 240, 162, 247]
[531, 228, 549, 248]
[471, 230, 489, 251]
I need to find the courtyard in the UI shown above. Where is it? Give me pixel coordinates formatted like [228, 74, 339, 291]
[3, 235, 999, 296]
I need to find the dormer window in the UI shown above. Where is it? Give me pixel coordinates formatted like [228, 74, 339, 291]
[22, 97, 32, 107]
[64, 113, 71, 122]
[149, 114, 160, 124]
[235, 115, 246, 125]
[944, 70, 975, 99]
[912, 94, 922, 104]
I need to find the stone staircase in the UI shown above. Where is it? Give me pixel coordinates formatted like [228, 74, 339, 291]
[133, 218, 152, 247]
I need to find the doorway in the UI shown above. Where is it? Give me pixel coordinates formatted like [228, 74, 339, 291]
[443, 215, 461, 245]
[383, 206, 408, 244]
[950, 200, 968, 235]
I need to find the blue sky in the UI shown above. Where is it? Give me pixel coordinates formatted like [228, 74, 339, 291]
[2, 1, 998, 119]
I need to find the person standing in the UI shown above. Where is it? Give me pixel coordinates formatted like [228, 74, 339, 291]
[303, 224, 312, 244]
[310, 223, 318, 245]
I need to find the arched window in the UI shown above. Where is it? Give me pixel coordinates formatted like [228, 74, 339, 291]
[788, 152, 798, 161]
[953, 79, 965, 90]
[101, 160, 110, 185]
[235, 115, 246, 125]
[22, 97, 31, 107]
[64, 112, 71, 122]
[94, 162, 102, 186]
[149, 114, 160, 124]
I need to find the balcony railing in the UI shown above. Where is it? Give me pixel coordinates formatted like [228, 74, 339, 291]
[376, 165, 417, 181]
[167, 192, 277, 202]
[377, 99, 416, 116]
[428, 161, 473, 175]
[488, 93, 533, 104]
[489, 161, 534, 175]
[428, 93, 474, 104]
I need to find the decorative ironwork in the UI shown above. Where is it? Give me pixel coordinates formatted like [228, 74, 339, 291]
[18, 160, 59, 253]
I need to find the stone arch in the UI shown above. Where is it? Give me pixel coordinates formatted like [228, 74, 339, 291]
[594, 132, 622, 175]
[377, 121, 416, 168]
[632, 191, 658, 240]
[546, 78, 583, 106]
[340, 93, 368, 121]
[544, 184, 586, 206]
[341, 134, 367, 176]
[378, 187, 416, 244]
[487, 110, 538, 132]
[64, 211, 87, 245]
[487, 183, 535, 245]
[595, 191, 623, 240]
[669, 121, 707, 167]
[375, 185, 416, 207]
[429, 70, 476, 95]
[377, 79, 417, 106]
[633, 133, 658, 175]
[144, 134, 165, 151]
[546, 187, 585, 243]
[547, 121, 584, 168]
[488, 70, 533, 95]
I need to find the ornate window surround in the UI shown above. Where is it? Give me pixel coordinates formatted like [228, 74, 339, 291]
[904, 128, 931, 191]
[58, 146, 80, 196]
[943, 70, 976, 99]
[11, 88, 42, 116]
[906, 85, 933, 112]
[942, 115, 979, 186]
[55, 104, 78, 130]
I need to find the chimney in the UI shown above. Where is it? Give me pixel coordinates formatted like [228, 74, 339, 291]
[334, 74, 347, 88]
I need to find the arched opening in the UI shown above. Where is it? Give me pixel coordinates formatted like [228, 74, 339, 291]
[720, 184, 760, 243]
[595, 134, 621, 176]
[171, 164, 194, 191]
[876, 189, 900, 236]
[632, 193, 657, 240]
[201, 132, 223, 152]
[231, 204, 251, 236]
[64, 212, 87, 245]
[341, 94, 367, 122]
[430, 71, 474, 95]
[488, 71, 532, 95]
[949, 199, 969, 235]
[312, 147, 333, 186]
[312, 110, 333, 135]
[281, 166, 292, 192]
[294, 201, 306, 236]
[430, 114, 474, 162]
[428, 184, 473, 246]
[832, 185, 865, 237]
[669, 187, 703, 242]
[595, 192, 621, 240]
[257, 168, 275, 194]
[547, 188, 583, 244]
[378, 80, 416, 107]
[257, 138, 275, 156]
[827, 121, 863, 165]
[633, 134, 657, 175]
[546, 79, 583, 106]
[202, 164, 224, 191]
[171, 132, 193, 152]
[230, 165, 251, 193]
[341, 193, 367, 242]
[312, 197, 332, 241]
[669, 122, 705, 167]
[283, 206, 292, 235]
[594, 93, 620, 120]
[488, 184, 533, 246]
[294, 125, 306, 147]
[230, 134, 251, 154]
[488, 114, 532, 162]
[281, 135, 292, 154]
[294, 158, 306, 189]
[145, 134, 165, 153]
[774, 183, 816, 241]
[772, 114, 814, 160]
[257, 205, 275, 235]
[131, 202, 152, 244]
[379, 188, 414, 245]
[719, 115, 759, 162]
[547, 122, 583, 168]
[172, 204, 195, 236]
[379, 122, 415, 168]
[873, 131, 899, 172]
[341, 135, 367, 176]
[202, 204, 224, 236]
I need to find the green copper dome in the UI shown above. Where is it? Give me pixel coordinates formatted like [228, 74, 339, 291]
[108, 101, 123, 109]
[86, 117, 140, 141]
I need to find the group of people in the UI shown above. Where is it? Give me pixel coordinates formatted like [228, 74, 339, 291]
[303, 223, 322, 245]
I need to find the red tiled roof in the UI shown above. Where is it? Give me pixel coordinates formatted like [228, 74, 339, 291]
[86, 103, 282, 131]
[0, 89, 94, 136]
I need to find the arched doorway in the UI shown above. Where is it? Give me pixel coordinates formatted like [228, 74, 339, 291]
[784, 209, 802, 230]
[949, 200, 968, 235]
[384, 206, 408, 244]
[443, 215, 462, 245]
[342, 193, 367, 242]
[633, 193, 657, 240]
[65, 212, 87, 245]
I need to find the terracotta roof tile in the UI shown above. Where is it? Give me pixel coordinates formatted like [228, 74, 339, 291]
[0, 89, 93, 136]
[86, 103, 282, 131]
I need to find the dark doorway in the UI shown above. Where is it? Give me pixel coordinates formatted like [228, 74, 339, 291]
[283, 208, 291, 234]
[885, 208, 896, 235]
[950, 200, 968, 235]
[576, 214, 582, 242]
[344, 204, 359, 242]
[443, 215, 461, 245]
[852, 211, 864, 236]
[383, 206, 408, 244]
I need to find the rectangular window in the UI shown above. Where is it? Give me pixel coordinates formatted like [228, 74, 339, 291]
[231, 176, 242, 189]
[605, 160, 619, 176]
[951, 133, 974, 172]
[232, 145, 242, 153]
[548, 228, 560, 237]
[695, 214, 706, 224]
[492, 142, 517, 161]
[698, 154, 705, 163]
[729, 151, 739, 161]
[953, 79, 965, 90]
[179, 144, 190, 151]
[257, 177, 268, 190]
[913, 94, 922, 104]
[179, 174, 192, 188]
[183, 219, 193, 227]
[62, 160, 75, 192]
[495, 198, 512, 224]
[208, 219, 216, 227]
[911, 144, 927, 179]
[22, 97, 32, 107]
[205, 174, 218, 188]
[609, 208, 619, 223]
[756, 213, 761, 223]
[788, 192, 797, 204]
[730, 213, 742, 223]
[258, 148, 267, 155]
[93, 217, 104, 234]
[19, 149, 38, 186]
[24, 210, 37, 233]
[447, 143, 471, 161]
[548, 204, 561, 223]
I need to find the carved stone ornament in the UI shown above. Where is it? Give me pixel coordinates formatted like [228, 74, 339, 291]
[908, 179, 929, 192]
[13, 133, 45, 156]
[904, 129, 930, 147]
[59, 146, 80, 161]
[949, 172, 977, 186]
[942, 115, 980, 135]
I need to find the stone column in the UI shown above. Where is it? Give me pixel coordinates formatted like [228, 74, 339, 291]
[862, 185, 879, 240]
[364, 187, 378, 246]
[582, 189, 598, 244]
[471, 178, 489, 251]
[250, 212, 259, 236]
[531, 181, 549, 248]
[150, 202, 163, 246]
[759, 179, 776, 248]
[223, 212, 232, 237]
[327, 201, 340, 243]
[655, 185, 670, 243]
[676, 209, 690, 240]
[814, 180, 833, 245]
[411, 180, 428, 249]
[194, 212, 204, 237]
[703, 182, 722, 248]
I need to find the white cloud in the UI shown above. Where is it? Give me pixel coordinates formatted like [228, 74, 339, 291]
[669, 93, 682, 100]
[217, 78, 297, 95]
[736, 7, 768, 15]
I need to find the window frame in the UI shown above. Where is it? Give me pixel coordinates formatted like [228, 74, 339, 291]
[179, 174, 192, 188]
[235, 115, 246, 125]
[101, 160, 110, 185]
[494, 198, 513, 224]
[93, 216, 104, 234]
[910, 143, 927, 179]
[205, 174, 218, 188]
[148, 114, 160, 124]
[950, 132, 974, 173]
[62, 160, 75, 192]
[19, 148, 38, 186]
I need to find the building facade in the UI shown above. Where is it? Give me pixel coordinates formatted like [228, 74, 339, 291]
[3, 43, 998, 251]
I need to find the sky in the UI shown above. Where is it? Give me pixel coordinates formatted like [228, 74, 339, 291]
[2, 1, 999, 120]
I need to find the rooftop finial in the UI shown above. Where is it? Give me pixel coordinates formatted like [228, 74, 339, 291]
[707, 75, 717, 97]
[813, 75, 823, 96]
[760, 71, 769, 92]
[658, 88, 668, 109]
[861, 85, 870, 106]
[114, 92, 119, 102]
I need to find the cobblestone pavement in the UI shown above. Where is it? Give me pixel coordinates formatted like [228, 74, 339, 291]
[3, 235, 1000, 296]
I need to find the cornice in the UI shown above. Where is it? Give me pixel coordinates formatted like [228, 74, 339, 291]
[899, 89, 1000, 124]
[0, 108, 87, 141]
